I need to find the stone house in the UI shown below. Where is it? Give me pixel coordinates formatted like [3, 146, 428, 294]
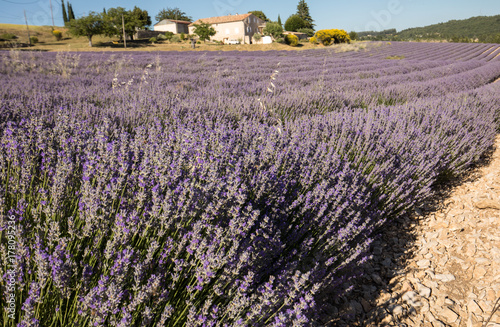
[153, 19, 190, 34]
[283, 31, 308, 40]
[188, 13, 265, 44]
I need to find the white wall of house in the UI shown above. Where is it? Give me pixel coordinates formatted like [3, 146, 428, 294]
[262, 36, 272, 44]
[189, 15, 265, 44]
[154, 20, 189, 34]
[155, 23, 177, 34]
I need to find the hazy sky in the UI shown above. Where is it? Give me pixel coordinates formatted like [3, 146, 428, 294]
[1, 0, 499, 32]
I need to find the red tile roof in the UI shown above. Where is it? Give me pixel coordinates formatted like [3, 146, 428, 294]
[154, 19, 192, 26]
[190, 13, 253, 26]
[169, 19, 191, 24]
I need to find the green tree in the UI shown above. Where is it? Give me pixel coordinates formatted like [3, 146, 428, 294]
[277, 14, 282, 27]
[284, 14, 306, 32]
[296, 0, 314, 30]
[349, 31, 358, 40]
[131, 6, 152, 29]
[297, 27, 314, 37]
[61, 0, 68, 23]
[103, 7, 128, 40]
[248, 10, 269, 22]
[155, 7, 192, 22]
[104, 7, 151, 41]
[192, 21, 216, 42]
[67, 3, 75, 21]
[65, 11, 107, 47]
[263, 21, 283, 39]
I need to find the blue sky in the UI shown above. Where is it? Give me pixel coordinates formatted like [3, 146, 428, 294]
[1, 0, 499, 32]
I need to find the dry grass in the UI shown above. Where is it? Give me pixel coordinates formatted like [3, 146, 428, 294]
[0, 23, 367, 53]
[0, 24, 116, 51]
[332, 42, 368, 53]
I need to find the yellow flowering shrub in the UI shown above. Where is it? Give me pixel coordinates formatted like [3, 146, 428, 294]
[313, 29, 350, 45]
[53, 30, 63, 41]
[285, 34, 299, 47]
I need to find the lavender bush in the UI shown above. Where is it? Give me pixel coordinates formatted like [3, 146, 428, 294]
[0, 42, 499, 326]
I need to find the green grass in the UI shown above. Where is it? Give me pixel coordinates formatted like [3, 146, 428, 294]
[385, 55, 405, 60]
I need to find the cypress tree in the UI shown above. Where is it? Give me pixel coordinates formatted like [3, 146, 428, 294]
[296, 0, 314, 29]
[277, 14, 282, 27]
[62, 0, 68, 23]
[68, 3, 75, 21]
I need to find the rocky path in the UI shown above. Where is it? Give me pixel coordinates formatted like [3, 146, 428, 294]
[326, 136, 500, 327]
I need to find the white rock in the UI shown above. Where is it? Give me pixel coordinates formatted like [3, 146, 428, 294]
[438, 307, 459, 323]
[444, 298, 455, 306]
[475, 257, 491, 265]
[466, 243, 477, 256]
[468, 299, 483, 314]
[425, 269, 436, 279]
[416, 283, 432, 298]
[474, 199, 500, 210]
[417, 259, 431, 268]
[432, 320, 446, 327]
[466, 313, 479, 327]
[474, 266, 488, 279]
[467, 293, 478, 299]
[428, 240, 439, 248]
[392, 305, 404, 316]
[402, 291, 418, 304]
[419, 247, 429, 255]
[479, 299, 493, 312]
[434, 273, 455, 282]
[438, 256, 449, 266]
[427, 280, 439, 289]
[425, 231, 440, 240]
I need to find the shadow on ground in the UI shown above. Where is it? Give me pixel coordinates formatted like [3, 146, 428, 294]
[314, 144, 497, 327]
[95, 39, 153, 48]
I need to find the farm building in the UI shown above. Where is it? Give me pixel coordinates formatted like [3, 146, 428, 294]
[188, 13, 265, 44]
[153, 19, 190, 34]
[283, 31, 308, 40]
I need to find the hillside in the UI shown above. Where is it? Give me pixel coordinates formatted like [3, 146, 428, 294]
[0, 23, 318, 51]
[358, 14, 500, 43]
[0, 23, 116, 50]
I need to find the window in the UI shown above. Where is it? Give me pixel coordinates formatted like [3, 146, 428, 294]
[235, 27, 239, 34]
[226, 28, 230, 34]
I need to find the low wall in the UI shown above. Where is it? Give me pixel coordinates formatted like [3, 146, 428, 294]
[134, 30, 164, 40]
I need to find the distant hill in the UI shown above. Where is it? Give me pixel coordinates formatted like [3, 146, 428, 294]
[357, 15, 500, 43]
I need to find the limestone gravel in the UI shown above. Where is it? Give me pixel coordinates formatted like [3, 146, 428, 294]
[323, 136, 500, 326]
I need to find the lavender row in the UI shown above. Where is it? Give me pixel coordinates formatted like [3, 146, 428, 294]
[1, 97, 496, 326]
[1, 51, 499, 125]
[336, 41, 500, 62]
[0, 47, 499, 326]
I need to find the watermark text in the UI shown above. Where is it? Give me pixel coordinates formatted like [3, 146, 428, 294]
[5, 215, 17, 319]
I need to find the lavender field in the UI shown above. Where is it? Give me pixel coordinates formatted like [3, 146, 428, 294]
[1, 41, 500, 326]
